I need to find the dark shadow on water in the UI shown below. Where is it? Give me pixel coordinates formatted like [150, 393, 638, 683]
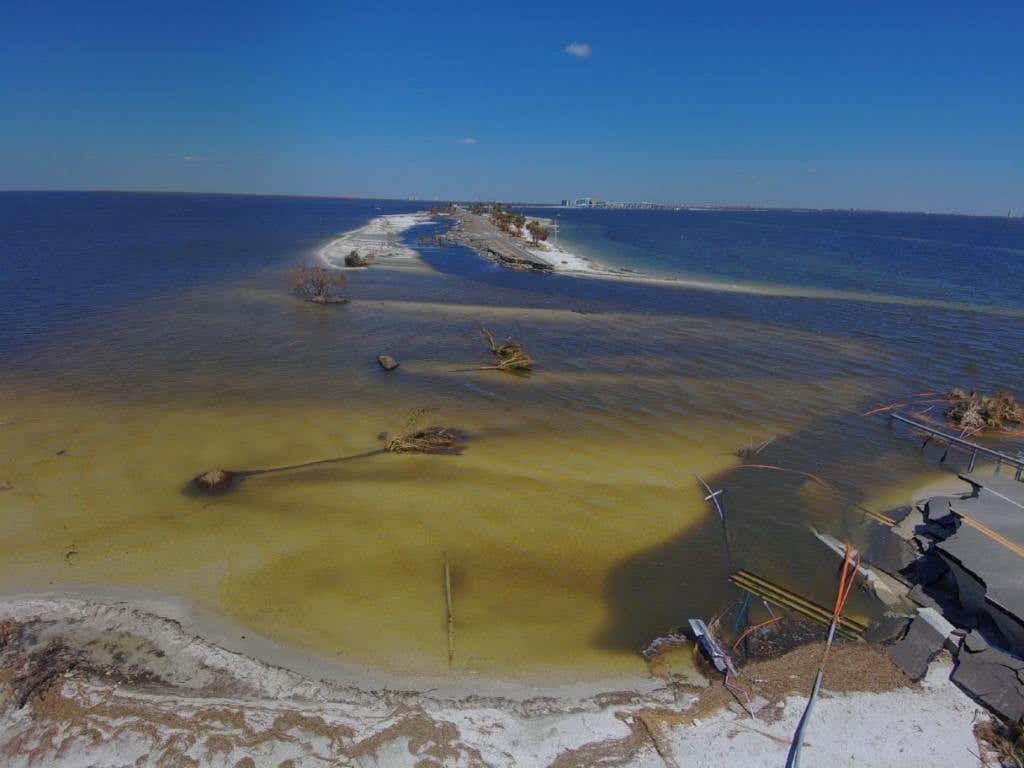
[594, 410, 951, 654]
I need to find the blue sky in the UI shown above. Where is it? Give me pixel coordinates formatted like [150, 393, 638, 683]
[2, 1, 1021, 213]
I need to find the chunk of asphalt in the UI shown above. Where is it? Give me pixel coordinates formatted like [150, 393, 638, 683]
[908, 585, 944, 612]
[887, 616, 947, 681]
[962, 630, 990, 654]
[865, 615, 912, 646]
[952, 645, 1024, 723]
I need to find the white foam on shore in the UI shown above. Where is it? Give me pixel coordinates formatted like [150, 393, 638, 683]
[318, 212, 433, 271]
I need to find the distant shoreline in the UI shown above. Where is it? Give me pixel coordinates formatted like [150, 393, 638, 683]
[0, 189, 1016, 219]
[316, 209, 1024, 319]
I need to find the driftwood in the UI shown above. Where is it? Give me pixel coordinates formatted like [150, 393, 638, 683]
[444, 554, 455, 667]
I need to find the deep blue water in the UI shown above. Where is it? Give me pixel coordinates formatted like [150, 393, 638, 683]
[2, 191, 1022, 390]
[518, 206, 1024, 311]
[0, 191, 422, 357]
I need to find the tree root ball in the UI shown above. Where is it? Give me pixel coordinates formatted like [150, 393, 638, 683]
[193, 469, 235, 492]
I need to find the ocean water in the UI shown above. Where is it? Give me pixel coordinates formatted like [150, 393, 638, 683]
[519, 206, 1024, 313]
[1, 191, 1022, 681]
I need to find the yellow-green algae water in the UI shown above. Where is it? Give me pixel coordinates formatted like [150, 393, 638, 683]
[4, 195, 1020, 682]
[0, 278, 941, 679]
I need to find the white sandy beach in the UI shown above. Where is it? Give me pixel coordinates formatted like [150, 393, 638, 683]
[318, 212, 433, 270]
[319, 211, 1024, 324]
[0, 591, 990, 768]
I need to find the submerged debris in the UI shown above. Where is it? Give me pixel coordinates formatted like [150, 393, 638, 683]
[736, 436, 775, 459]
[383, 408, 465, 455]
[946, 388, 1023, 431]
[487, 351, 534, 372]
[189, 412, 464, 494]
[192, 468, 235, 492]
[480, 327, 522, 359]
[377, 354, 399, 371]
[465, 327, 533, 373]
[385, 428, 460, 456]
[385, 426, 462, 455]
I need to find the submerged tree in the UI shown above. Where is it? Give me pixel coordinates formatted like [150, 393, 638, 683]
[190, 408, 466, 493]
[290, 263, 348, 303]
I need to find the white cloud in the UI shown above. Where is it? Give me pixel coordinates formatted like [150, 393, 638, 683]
[456, 137, 476, 145]
[181, 155, 227, 166]
[565, 42, 591, 59]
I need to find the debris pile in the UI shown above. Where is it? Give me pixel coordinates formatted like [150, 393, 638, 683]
[192, 468, 235, 492]
[946, 388, 1023, 431]
[383, 409, 465, 455]
[476, 327, 533, 373]
[884, 474, 1024, 722]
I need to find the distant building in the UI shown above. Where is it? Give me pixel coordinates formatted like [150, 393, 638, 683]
[574, 197, 594, 207]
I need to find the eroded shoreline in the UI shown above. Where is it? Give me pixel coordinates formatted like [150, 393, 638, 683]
[0, 591, 984, 767]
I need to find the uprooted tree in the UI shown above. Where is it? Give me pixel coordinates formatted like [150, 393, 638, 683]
[290, 263, 348, 304]
[946, 388, 1024, 431]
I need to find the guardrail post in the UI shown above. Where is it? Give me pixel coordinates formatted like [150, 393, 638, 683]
[968, 449, 978, 473]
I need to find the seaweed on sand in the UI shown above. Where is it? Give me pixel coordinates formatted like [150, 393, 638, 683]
[946, 388, 1024, 431]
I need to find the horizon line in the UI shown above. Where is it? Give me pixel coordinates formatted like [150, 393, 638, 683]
[0, 187, 1017, 220]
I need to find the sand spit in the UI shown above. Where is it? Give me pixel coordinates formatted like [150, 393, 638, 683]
[446, 210, 1024, 319]
[319, 212, 433, 271]
[449, 209, 609, 276]
[0, 593, 986, 767]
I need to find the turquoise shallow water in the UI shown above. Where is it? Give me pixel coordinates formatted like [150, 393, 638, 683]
[0, 191, 1021, 678]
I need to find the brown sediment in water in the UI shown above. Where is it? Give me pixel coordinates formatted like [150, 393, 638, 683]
[0, 267, 947, 680]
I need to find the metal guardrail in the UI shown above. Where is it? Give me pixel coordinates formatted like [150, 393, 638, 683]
[886, 412, 1024, 479]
